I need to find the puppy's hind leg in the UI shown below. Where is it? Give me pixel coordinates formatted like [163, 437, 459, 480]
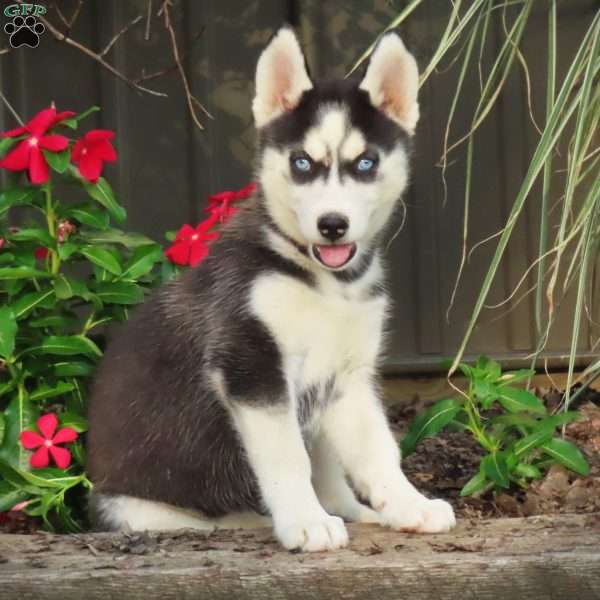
[91, 493, 271, 532]
[312, 433, 380, 524]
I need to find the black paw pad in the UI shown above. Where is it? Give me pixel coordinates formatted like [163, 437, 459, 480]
[4, 15, 45, 48]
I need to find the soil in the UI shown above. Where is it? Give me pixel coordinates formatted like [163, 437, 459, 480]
[389, 386, 600, 520]
[2, 386, 599, 535]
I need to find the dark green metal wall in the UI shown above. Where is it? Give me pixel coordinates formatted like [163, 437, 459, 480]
[1, 0, 597, 372]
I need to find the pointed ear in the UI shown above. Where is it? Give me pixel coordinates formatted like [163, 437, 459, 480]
[252, 28, 313, 128]
[359, 34, 419, 135]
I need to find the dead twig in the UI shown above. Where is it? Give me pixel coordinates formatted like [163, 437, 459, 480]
[15, 0, 166, 98]
[161, 1, 212, 129]
[52, 0, 84, 35]
[135, 28, 205, 83]
[0, 90, 24, 125]
[100, 14, 143, 58]
[144, 0, 153, 41]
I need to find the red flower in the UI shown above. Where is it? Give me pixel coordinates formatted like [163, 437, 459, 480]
[164, 217, 220, 267]
[206, 182, 257, 224]
[0, 238, 5, 250]
[34, 247, 49, 260]
[20, 414, 78, 469]
[71, 130, 117, 183]
[165, 183, 256, 268]
[0, 107, 75, 184]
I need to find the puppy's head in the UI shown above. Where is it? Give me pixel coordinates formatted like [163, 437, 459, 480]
[253, 28, 419, 272]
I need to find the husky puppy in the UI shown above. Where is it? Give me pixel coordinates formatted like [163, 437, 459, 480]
[87, 28, 456, 552]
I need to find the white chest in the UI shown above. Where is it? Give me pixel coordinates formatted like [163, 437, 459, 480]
[249, 273, 387, 388]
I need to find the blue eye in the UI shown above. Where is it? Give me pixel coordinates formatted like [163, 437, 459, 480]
[357, 158, 375, 172]
[293, 157, 312, 172]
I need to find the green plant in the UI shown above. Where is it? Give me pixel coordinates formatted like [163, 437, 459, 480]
[0, 105, 169, 531]
[401, 356, 590, 496]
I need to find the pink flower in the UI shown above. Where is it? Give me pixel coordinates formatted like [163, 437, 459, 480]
[0, 107, 75, 184]
[20, 414, 78, 469]
[71, 130, 117, 183]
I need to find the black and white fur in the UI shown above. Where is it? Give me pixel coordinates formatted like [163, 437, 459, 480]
[87, 28, 455, 552]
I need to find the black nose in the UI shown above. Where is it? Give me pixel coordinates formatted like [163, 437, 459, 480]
[317, 213, 349, 242]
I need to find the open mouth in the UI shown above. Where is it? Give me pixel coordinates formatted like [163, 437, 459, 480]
[312, 243, 357, 269]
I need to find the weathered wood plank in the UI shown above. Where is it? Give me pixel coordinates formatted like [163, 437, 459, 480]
[1, 513, 599, 600]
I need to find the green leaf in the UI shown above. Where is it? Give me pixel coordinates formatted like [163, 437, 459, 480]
[64, 205, 110, 230]
[53, 275, 89, 300]
[458, 363, 473, 379]
[8, 227, 54, 248]
[95, 281, 145, 305]
[536, 412, 581, 431]
[53, 360, 95, 377]
[11, 289, 55, 318]
[0, 136, 19, 158]
[57, 242, 79, 261]
[43, 148, 71, 173]
[514, 463, 543, 480]
[541, 438, 590, 476]
[497, 386, 546, 414]
[0, 187, 40, 216]
[28, 335, 102, 358]
[59, 412, 88, 433]
[80, 228, 155, 248]
[0, 252, 15, 265]
[401, 398, 462, 457]
[29, 315, 77, 329]
[161, 259, 179, 282]
[481, 452, 510, 488]
[0, 306, 17, 358]
[0, 412, 4, 444]
[475, 356, 502, 380]
[491, 414, 540, 430]
[460, 469, 490, 497]
[0, 480, 29, 512]
[0, 381, 16, 399]
[512, 428, 554, 458]
[79, 246, 122, 275]
[473, 380, 499, 408]
[0, 395, 40, 470]
[82, 177, 126, 223]
[18, 467, 83, 490]
[120, 244, 162, 280]
[0, 267, 52, 280]
[62, 105, 100, 129]
[29, 382, 75, 402]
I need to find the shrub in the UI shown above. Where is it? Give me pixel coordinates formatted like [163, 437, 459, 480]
[401, 356, 590, 496]
[0, 105, 167, 531]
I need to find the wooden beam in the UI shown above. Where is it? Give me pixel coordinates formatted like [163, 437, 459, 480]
[1, 513, 599, 599]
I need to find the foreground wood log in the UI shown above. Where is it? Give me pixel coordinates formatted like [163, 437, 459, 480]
[1, 513, 599, 600]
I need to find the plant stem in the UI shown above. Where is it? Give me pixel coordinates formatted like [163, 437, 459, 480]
[44, 182, 60, 275]
[464, 382, 496, 452]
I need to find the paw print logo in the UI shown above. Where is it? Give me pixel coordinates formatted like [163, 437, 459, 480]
[4, 15, 45, 49]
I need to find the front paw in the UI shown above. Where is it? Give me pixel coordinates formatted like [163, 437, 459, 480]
[379, 496, 456, 533]
[275, 513, 349, 552]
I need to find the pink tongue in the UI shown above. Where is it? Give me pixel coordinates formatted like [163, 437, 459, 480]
[316, 244, 353, 268]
